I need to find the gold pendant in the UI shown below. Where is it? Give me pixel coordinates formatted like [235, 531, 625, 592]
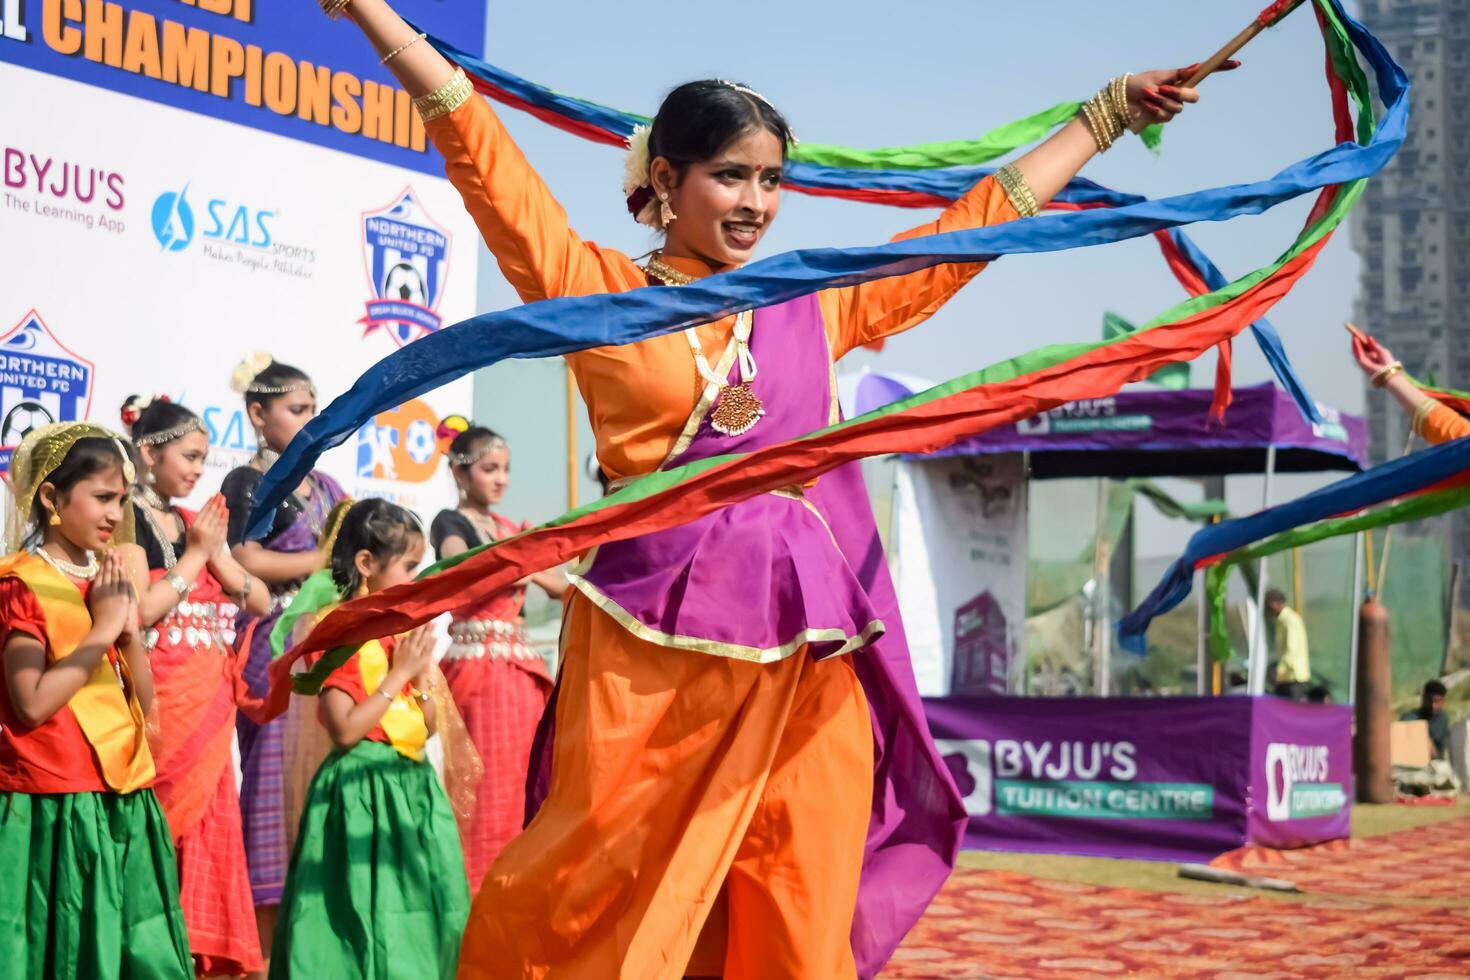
[709, 383, 765, 436]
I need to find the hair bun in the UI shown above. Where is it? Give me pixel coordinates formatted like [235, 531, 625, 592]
[120, 394, 153, 428]
[230, 351, 275, 393]
[436, 414, 471, 453]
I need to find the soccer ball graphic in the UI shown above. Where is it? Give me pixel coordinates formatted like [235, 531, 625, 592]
[404, 419, 436, 465]
[1, 401, 54, 446]
[382, 262, 427, 305]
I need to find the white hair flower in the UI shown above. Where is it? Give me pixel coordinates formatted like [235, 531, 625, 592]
[230, 350, 275, 393]
[622, 124, 652, 198]
[621, 124, 665, 230]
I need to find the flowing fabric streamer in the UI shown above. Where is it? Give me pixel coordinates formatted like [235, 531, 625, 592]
[1119, 435, 1470, 651]
[416, 21, 1319, 416]
[252, 2, 1399, 685]
[249, 0, 1395, 542]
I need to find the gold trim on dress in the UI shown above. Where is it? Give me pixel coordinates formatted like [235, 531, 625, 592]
[582, 300, 868, 661]
[566, 576, 884, 664]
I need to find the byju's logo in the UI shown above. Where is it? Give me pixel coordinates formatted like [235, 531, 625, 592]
[1265, 743, 1345, 821]
[359, 188, 452, 348]
[151, 185, 194, 252]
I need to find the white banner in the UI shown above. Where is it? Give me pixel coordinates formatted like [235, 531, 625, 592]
[892, 454, 1028, 697]
[1, 62, 478, 525]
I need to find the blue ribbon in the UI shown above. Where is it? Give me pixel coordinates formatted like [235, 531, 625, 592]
[248, 0, 1405, 539]
[1164, 229, 1323, 424]
[1118, 436, 1470, 653]
[430, 24, 1327, 420]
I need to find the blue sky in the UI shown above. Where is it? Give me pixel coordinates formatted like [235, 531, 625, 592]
[469, 1, 1375, 547]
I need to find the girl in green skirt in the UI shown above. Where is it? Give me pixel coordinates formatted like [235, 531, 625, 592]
[0, 423, 192, 979]
[270, 499, 470, 979]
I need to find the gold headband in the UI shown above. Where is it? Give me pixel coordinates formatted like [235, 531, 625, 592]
[7, 421, 136, 553]
[449, 435, 507, 467]
[134, 418, 208, 447]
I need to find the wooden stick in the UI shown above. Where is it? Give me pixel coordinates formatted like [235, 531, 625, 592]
[1184, 0, 1307, 88]
[1178, 863, 1300, 892]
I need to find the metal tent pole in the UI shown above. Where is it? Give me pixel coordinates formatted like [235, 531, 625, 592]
[1348, 530, 1364, 705]
[1249, 445, 1278, 696]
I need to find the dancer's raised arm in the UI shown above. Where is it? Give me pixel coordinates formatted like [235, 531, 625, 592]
[1351, 329, 1470, 445]
[829, 65, 1227, 355]
[341, 0, 635, 301]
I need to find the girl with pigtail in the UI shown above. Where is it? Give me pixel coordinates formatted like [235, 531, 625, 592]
[0, 422, 192, 978]
[117, 395, 272, 977]
[267, 498, 470, 980]
[218, 352, 345, 963]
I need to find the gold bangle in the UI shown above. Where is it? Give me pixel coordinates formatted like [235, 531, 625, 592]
[1410, 397, 1438, 437]
[1370, 361, 1404, 388]
[1110, 74, 1133, 133]
[381, 32, 426, 65]
[994, 164, 1040, 218]
[412, 67, 473, 123]
[318, 0, 351, 20]
[1080, 76, 1129, 154]
[1080, 101, 1106, 153]
[1083, 95, 1119, 153]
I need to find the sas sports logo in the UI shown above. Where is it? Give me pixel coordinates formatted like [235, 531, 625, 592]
[151, 184, 195, 252]
[359, 188, 451, 348]
[354, 399, 441, 483]
[150, 183, 277, 254]
[0, 310, 96, 473]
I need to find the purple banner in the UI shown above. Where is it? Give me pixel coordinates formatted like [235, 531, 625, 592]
[1248, 698, 1354, 849]
[847, 377, 1367, 473]
[926, 695, 1351, 862]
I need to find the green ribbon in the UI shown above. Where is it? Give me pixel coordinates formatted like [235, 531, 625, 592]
[1104, 313, 1191, 390]
[792, 102, 1163, 171]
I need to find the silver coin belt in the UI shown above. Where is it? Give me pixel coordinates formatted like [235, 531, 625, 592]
[444, 619, 539, 662]
[144, 599, 241, 652]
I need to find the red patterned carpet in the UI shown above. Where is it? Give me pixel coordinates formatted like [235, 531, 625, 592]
[1210, 815, 1470, 901]
[883, 818, 1470, 978]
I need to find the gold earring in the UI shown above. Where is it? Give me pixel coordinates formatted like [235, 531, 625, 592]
[48, 509, 61, 526]
[659, 192, 677, 226]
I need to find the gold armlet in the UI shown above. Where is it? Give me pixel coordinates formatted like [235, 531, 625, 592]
[413, 67, 473, 123]
[994, 164, 1040, 219]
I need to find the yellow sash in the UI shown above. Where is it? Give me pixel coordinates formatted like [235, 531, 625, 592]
[1, 553, 155, 792]
[357, 638, 427, 761]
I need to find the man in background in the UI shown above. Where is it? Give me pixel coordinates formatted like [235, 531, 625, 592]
[1400, 680, 1450, 759]
[1265, 588, 1310, 701]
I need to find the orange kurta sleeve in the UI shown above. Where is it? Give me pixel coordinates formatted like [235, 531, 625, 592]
[424, 95, 645, 301]
[821, 174, 1022, 360]
[1416, 399, 1470, 445]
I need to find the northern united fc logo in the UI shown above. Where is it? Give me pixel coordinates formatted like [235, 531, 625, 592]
[0, 310, 96, 473]
[360, 188, 451, 348]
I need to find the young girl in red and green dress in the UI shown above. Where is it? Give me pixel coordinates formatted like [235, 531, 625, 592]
[269, 498, 469, 979]
[0, 422, 191, 979]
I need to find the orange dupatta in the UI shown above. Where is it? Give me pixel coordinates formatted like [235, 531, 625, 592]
[0, 553, 154, 793]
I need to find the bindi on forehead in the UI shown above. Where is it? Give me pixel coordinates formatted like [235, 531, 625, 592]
[708, 158, 784, 174]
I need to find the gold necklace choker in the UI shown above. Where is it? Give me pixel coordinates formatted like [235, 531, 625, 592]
[643, 254, 698, 286]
